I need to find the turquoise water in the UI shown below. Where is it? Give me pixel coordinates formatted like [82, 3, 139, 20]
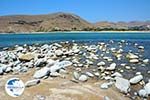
[0, 32, 150, 47]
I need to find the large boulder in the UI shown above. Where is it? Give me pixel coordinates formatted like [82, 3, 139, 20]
[33, 67, 50, 79]
[129, 75, 143, 84]
[115, 77, 130, 93]
[19, 53, 35, 61]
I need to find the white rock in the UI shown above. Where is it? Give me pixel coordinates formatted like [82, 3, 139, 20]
[115, 77, 130, 93]
[85, 72, 94, 77]
[33, 67, 50, 79]
[127, 53, 139, 59]
[50, 72, 61, 77]
[0, 67, 3, 74]
[79, 75, 88, 82]
[111, 72, 122, 77]
[129, 59, 139, 63]
[106, 63, 116, 70]
[100, 82, 114, 89]
[55, 49, 63, 56]
[129, 75, 143, 84]
[138, 89, 147, 97]
[138, 46, 144, 49]
[143, 59, 149, 63]
[104, 96, 111, 100]
[73, 71, 80, 80]
[50, 61, 72, 73]
[25, 79, 40, 87]
[144, 82, 150, 95]
[97, 61, 105, 66]
[34, 58, 46, 67]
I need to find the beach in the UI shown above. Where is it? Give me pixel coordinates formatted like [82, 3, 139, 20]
[0, 33, 150, 99]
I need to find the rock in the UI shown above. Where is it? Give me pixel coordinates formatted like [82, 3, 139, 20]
[19, 53, 35, 61]
[55, 49, 63, 56]
[85, 72, 94, 77]
[50, 61, 72, 73]
[138, 89, 147, 97]
[127, 53, 139, 59]
[129, 59, 139, 63]
[100, 83, 109, 89]
[0, 67, 3, 75]
[143, 59, 149, 63]
[73, 71, 80, 80]
[20, 66, 28, 72]
[104, 96, 111, 100]
[106, 63, 116, 71]
[144, 82, 150, 95]
[97, 61, 105, 66]
[125, 66, 131, 70]
[129, 75, 143, 84]
[111, 72, 122, 77]
[50, 72, 61, 77]
[25, 79, 40, 87]
[79, 75, 88, 82]
[5, 67, 12, 73]
[115, 77, 130, 93]
[33, 67, 50, 79]
[16, 46, 24, 52]
[138, 46, 144, 49]
[34, 58, 47, 67]
[100, 82, 114, 89]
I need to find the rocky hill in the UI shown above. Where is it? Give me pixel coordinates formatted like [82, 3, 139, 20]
[0, 12, 150, 33]
[0, 12, 93, 33]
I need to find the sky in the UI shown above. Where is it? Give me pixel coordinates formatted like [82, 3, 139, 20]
[0, 0, 150, 22]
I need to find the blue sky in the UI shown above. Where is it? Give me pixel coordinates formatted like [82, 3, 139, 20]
[0, 0, 150, 22]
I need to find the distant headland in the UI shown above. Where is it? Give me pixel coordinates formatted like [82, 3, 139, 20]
[0, 12, 150, 33]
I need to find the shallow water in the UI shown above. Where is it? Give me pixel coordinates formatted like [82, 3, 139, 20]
[0, 32, 150, 47]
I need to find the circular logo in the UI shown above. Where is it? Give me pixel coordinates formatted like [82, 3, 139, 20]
[5, 78, 25, 97]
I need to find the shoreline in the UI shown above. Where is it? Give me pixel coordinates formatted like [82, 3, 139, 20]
[0, 31, 150, 34]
